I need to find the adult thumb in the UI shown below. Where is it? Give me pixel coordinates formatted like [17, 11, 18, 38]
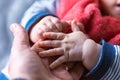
[10, 23, 29, 47]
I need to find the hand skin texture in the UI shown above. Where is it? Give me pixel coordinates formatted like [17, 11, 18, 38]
[36, 21, 101, 71]
[7, 23, 87, 80]
[30, 16, 69, 43]
[8, 23, 73, 80]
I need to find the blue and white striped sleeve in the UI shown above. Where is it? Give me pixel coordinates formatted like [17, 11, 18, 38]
[21, 0, 60, 31]
[86, 40, 120, 80]
[100, 45, 120, 80]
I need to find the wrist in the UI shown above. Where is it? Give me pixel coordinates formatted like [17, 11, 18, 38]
[82, 39, 101, 70]
[29, 22, 44, 43]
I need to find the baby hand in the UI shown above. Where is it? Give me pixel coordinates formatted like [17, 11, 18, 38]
[30, 16, 64, 43]
[35, 21, 101, 71]
[35, 21, 88, 68]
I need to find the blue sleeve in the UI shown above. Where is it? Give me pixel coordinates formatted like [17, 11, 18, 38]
[0, 72, 8, 80]
[25, 11, 56, 31]
[21, 0, 60, 31]
[86, 40, 116, 80]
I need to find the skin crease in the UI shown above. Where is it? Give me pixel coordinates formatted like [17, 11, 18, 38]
[28, 0, 120, 79]
[100, 0, 120, 19]
[9, 24, 74, 80]
[30, 16, 68, 43]
[5, 0, 120, 80]
[30, 16, 82, 43]
[9, 23, 89, 80]
[36, 21, 101, 71]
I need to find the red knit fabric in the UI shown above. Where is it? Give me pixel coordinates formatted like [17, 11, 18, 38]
[57, 0, 120, 80]
[57, 0, 120, 45]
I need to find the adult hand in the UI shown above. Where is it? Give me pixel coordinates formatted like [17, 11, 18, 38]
[8, 23, 73, 80]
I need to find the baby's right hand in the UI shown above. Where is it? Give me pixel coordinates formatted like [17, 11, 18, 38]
[30, 16, 63, 43]
[35, 21, 101, 71]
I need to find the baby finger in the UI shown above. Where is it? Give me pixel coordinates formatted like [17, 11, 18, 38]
[50, 55, 66, 69]
[39, 48, 64, 57]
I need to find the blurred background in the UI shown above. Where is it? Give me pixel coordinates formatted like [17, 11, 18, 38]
[0, 0, 34, 70]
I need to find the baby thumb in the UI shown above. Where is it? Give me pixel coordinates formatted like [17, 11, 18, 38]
[71, 20, 85, 32]
[71, 20, 81, 32]
[10, 23, 29, 47]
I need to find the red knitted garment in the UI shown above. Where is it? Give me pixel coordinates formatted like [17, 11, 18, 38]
[57, 0, 120, 45]
[57, 0, 120, 80]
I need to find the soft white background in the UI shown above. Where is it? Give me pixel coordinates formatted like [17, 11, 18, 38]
[0, 0, 34, 70]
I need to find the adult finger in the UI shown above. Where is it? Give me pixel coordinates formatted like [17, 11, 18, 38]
[10, 23, 29, 47]
[43, 32, 65, 40]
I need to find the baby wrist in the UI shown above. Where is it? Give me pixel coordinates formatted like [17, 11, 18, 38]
[82, 39, 101, 70]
